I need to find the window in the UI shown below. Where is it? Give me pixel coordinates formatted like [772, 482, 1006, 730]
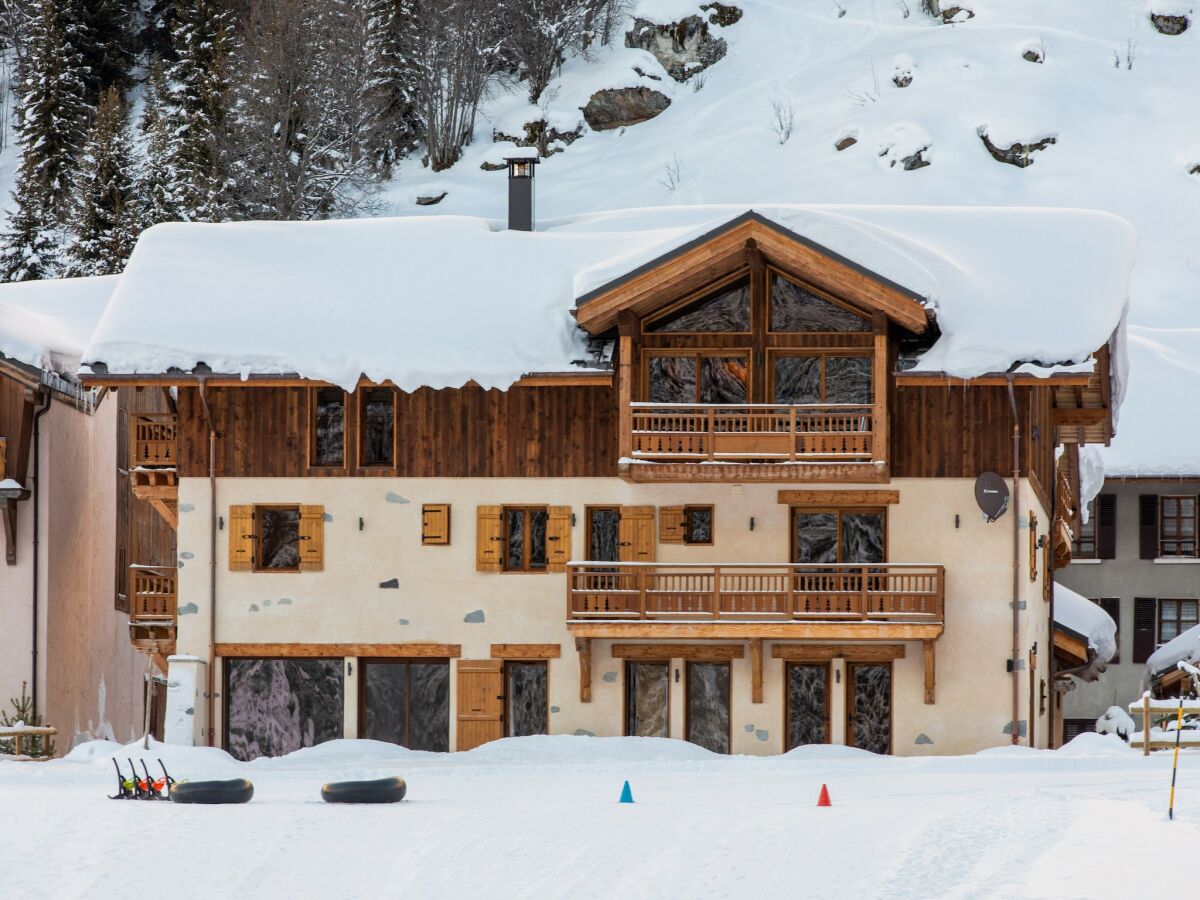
[646, 277, 750, 333]
[225, 658, 343, 762]
[1160, 496, 1196, 557]
[1096, 598, 1120, 664]
[1158, 599, 1198, 644]
[360, 387, 395, 466]
[256, 506, 301, 570]
[360, 659, 449, 752]
[1062, 718, 1096, 744]
[311, 387, 346, 467]
[772, 354, 872, 405]
[646, 353, 749, 404]
[505, 506, 549, 572]
[792, 508, 885, 564]
[587, 506, 620, 561]
[684, 506, 713, 544]
[1073, 498, 1097, 558]
[505, 662, 548, 737]
[770, 273, 871, 332]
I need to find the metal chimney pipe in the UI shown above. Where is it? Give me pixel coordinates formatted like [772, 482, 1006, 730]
[505, 156, 539, 231]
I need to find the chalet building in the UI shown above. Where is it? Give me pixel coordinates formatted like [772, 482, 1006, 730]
[76, 197, 1135, 759]
[1057, 474, 1200, 735]
[0, 278, 171, 748]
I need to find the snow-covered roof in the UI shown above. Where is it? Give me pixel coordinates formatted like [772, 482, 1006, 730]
[1054, 582, 1117, 664]
[0, 275, 117, 378]
[1146, 621, 1200, 681]
[77, 205, 1133, 392]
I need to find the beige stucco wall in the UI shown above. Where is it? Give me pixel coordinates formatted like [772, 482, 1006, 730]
[172, 476, 1051, 756]
[0, 395, 147, 749]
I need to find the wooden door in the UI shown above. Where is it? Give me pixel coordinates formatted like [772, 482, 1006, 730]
[846, 663, 891, 754]
[456, 659, 504, 751]
[618, 506, 656, 562]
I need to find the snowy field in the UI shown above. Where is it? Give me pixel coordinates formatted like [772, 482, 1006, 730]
[1, 734, 1194, 899]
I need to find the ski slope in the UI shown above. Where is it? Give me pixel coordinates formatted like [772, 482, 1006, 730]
[0, 733, 1193, 898]
[383, 0, 1200, 476]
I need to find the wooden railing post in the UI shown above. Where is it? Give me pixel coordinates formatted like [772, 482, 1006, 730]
[638, 566, 647, 619]
[712, 566, 721, 617]
[706, 408, 715, 460]
[789, 407, 797, 461]
[860, 565, 869, 619]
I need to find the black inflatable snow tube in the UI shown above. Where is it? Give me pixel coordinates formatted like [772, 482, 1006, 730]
[169, 779, 255, 804]
[320, 776, 407, 804]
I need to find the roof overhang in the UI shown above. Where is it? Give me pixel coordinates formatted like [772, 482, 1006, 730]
[571, 211, 931, 335]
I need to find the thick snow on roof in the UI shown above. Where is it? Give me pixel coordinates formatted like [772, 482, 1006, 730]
[1054, 582, 1117, 664]
[80, 205, 1132, 392]
[0, 275, 116, 376]
[1146, 622, 1200, 680]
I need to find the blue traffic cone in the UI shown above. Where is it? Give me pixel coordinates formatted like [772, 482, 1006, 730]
[619, 780, 634, 803]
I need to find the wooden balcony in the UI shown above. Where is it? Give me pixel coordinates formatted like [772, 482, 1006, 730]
[622, 403, 887, 483]
[131, 412, 177, 467]
[129, 565, 177, 671]
[566, 562, 943, 640]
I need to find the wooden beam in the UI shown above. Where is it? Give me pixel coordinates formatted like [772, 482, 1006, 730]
[750, 638, 763, 703]
[83, 372, 613, 389]
[148, 498, 178, 530]
[612, 643, 745, 661]
[2, 500, 16, 567]
[570, 622, 943, 641]
[490, 643, 561, 660]
[214, 642, 462, 658]
[924, 640, 936, 705]
[771, 643, 907, 662]
[623, 460, 891, 484]
[1051, 407, 1108, 427]
[896, 372, 1093, 387]
[576, 637, 592, 703]
[512, 373, 613, 387]
[777, 490, 899, 506]
[1052, 629, 1088, 665]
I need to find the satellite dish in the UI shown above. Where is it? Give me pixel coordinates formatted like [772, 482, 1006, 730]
[975, 472, 1010, 522]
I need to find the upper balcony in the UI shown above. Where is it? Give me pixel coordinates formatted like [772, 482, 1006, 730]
[129, 412, 179, 529]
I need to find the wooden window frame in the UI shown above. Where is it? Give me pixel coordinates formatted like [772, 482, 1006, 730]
[642, 270, 753, 336]
[783, 661, 831, 750]
[767, 267, 873, 335]
[357, 386, 397, 469]
[683, 659, 732, 755]
[308, 386, 348, 470]
[1159, 495, 1198, 558]
[1157, 598, 1199, 645]
[502, 505, 550, 573]
[767, 348, 874, 405]
[623, 659, 671, 738]
[253, 504, 302, 573]
[503, 659, 549, 738]
[683, 505, 714, 545]
[357, 657, 451, 750]
[641, 348, 752, 404]
[789, 506, 888, 563]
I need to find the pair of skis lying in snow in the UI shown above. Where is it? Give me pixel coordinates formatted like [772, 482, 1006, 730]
[109, 758, 175, 800]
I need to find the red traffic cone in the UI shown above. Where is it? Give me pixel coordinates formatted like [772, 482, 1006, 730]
[817, 784, 832, 807]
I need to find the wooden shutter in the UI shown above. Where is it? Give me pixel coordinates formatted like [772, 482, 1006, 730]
[1132, 598, 1156, 664]
[422, 504, 451, 545]
[456, 659, 504, 750]
[298, 505, 325, 571]
[476, 506, 504, 572]
[1098, 598, 1120, 664]
[619, 506, 656, 562]
[228, 505, 255, 571]
[659, 506, 686, 543]
[1139, 494, 1158, 560]
[546, 506, 572, 573]
[1096, 493, 1117, 559]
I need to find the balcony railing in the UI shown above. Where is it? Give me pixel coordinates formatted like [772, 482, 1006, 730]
[629, 403, 873, 462]
[567, 562, 944, 622]
[131, 412, 177, 468]
[130, 565, 178, 623]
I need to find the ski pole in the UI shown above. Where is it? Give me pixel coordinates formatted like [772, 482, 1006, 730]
[1170, 697, 1185, 821]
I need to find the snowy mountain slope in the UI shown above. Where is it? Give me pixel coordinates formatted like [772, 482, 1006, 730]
[383, 0, 1200, 475]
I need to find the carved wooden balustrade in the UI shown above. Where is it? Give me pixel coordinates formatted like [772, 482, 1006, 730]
[130, 565, 178, 623]
[131, 412, 177, 468]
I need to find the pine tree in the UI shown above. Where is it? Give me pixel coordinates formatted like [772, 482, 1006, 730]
[0, 0, 91, 280]
[359, 0, 420, 175]
[136, 62, 181, 228]
[0, 682, 55, 758]
[67, 86, 137, 275]
[164, 0, 238, 221]
[62, 0, 136, 103]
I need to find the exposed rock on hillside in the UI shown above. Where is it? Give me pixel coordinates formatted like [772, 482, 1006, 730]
[625, 15, 728, 82]
[493, 119, 584, 158]
[978, 128, 1057, 167]
[582, 87, 671, 130]
[1150, 12, 1189, 34]
[701, 3, 742, 26]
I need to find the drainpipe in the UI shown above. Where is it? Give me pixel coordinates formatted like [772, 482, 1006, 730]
[29, 389, 51, 716]
[196, 377, 218, 747]
[1006, 376, 1021, 746]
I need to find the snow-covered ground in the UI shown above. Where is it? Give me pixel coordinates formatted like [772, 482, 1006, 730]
[2, 734, 1196, 898]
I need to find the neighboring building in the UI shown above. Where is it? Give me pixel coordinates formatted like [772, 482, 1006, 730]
[1057, 475, 1200, 737]
[0, 277, 171, 748]
[78, 199, 1134, 758]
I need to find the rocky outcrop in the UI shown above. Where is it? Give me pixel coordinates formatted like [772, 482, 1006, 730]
[1022, 47, 1044, 63]
[835, 135, 858, 151]
[415, 192, 446, 206]
[701, 3, 742, 26]
[978, 129, 1056, 168]
[899, 147, 931, 170]
[493, 119, 584, 157]
[582, 87, 671, 131]
[1150, 12, 1189, 35]
[625, 15, 727, 82]
[922, 1, 974, 23]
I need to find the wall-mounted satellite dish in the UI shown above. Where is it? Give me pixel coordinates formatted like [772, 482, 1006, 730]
[974, 472, 1010, 522]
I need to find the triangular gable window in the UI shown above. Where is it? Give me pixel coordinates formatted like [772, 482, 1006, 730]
[647, 277, 750, 333]
[771, 272, 870, 332]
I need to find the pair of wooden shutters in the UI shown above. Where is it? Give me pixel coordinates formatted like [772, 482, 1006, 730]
[475, 506, 572, 572]
[228, 505, 325, 571]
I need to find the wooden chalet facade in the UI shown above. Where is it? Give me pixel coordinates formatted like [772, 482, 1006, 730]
[82, 210, 1124, 759]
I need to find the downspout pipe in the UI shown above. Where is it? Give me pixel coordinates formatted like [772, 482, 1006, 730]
[196, 377, 218, 747]
[1006, 376, 1021, 746]
[29, 389, 51, 716]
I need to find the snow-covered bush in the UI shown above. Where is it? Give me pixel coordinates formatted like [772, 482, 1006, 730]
[1095, 705, 1134, 741]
